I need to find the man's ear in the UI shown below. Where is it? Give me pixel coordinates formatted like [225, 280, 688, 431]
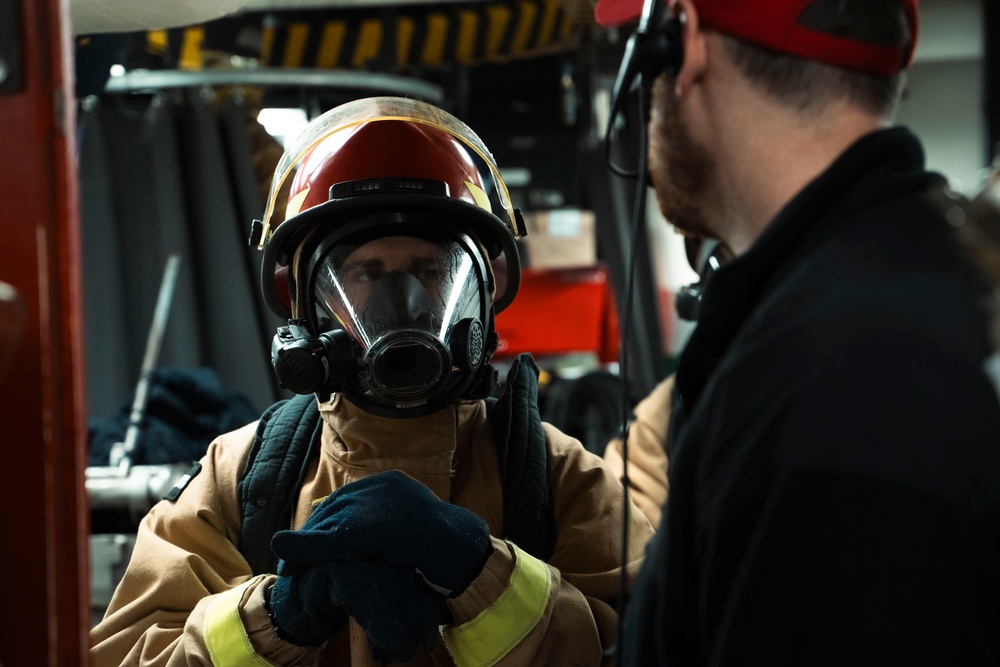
[674, 0, 707, 97]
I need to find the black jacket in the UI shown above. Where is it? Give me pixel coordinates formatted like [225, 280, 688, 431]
[624, 128, 1000, 666]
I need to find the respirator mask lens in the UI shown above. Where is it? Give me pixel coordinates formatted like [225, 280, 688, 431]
[309, 229, 488, 405]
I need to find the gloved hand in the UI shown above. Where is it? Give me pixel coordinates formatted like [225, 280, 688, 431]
[272, 470, 492, 598]
[268, 558, 442, 661]
[266, 559, 348, 647]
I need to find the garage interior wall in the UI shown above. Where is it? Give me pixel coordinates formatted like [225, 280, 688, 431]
[895, 0, 987, 195]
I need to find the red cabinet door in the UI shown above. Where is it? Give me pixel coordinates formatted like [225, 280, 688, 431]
[0, 0, 89, 664]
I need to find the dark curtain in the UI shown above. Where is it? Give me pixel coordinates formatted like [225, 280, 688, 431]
[78, 90, 285, 422]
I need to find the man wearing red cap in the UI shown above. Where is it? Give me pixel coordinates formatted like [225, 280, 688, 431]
[595, 0, 1000, 664]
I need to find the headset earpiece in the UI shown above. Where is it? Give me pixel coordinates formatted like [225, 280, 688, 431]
[636, 0, 684, 80]
[675, 239, 730, 322]
[606, 0, 685, 143]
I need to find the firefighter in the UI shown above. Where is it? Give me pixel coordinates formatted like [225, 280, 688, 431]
[90, 96, 653, 666]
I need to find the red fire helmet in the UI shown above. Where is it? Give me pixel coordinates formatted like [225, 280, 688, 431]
[256, 96, 525, 319]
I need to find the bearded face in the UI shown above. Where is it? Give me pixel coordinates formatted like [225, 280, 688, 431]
[648, 75, 718, 240]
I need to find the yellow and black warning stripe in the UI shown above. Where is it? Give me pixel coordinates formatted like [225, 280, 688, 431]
[145, 0, 591, 72]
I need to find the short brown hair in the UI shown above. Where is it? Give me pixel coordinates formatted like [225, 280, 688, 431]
[722, 0, 911, 117]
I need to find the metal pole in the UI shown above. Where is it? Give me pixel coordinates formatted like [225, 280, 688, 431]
[110, 253, 182, 473]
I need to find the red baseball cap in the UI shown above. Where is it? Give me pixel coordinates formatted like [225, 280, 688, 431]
[593, 0, 918, 77]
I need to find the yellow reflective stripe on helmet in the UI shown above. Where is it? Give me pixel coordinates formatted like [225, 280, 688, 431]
[442, 544, 552, 667]
[465, 181, 491, 212]
[285, 188, 310, 221]
[204, 579, 273, 667]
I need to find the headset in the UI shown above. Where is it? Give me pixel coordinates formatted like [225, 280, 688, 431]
[676, 237, 729, 321]
[601, 0, 684, 661]
[605, 0, 685, 177]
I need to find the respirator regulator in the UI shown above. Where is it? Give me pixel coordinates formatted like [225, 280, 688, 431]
[271, 220, 495, 418]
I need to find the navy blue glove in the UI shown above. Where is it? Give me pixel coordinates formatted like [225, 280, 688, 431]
[272, 470, 492, 597]
[268, 558, 441, 660]
[266, 560, 347, 647]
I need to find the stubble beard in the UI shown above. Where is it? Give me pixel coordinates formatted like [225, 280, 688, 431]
[648, 76, 718, 241]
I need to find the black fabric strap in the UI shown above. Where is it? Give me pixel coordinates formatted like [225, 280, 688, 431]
[488, 353, 557, 561]
[238, 393, 323, 575]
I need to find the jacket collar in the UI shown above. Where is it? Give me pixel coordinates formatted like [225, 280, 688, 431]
[674, 127, 943, 413]
[317, 393, 484, 500]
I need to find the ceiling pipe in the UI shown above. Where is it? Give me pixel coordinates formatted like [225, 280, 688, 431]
[71, 0, 252, 35]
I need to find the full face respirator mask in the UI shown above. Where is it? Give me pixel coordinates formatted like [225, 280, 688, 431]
[270, 218, 496, 417]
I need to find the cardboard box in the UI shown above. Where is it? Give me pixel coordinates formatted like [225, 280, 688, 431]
[521, 209, 597, 269]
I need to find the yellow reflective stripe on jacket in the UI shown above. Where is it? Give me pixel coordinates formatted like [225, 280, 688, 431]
[442, 544, 553, 667]
[204, 578, 273, 667]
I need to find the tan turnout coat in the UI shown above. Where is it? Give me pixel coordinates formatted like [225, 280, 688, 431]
[91, 392, 654, 666]
[603, 376, 673, 528]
